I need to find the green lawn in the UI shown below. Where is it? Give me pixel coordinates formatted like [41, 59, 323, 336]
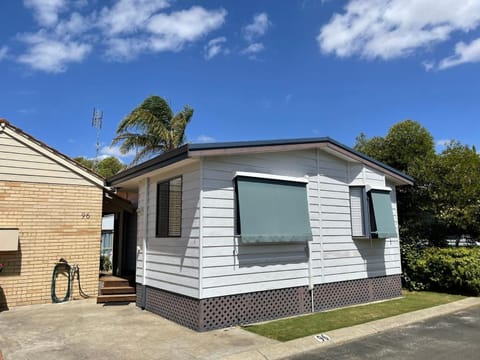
[244, 291, 465, 342]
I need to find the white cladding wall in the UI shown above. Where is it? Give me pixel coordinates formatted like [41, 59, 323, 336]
[0, 130, 92, 186]
[201, 150, 401, 298]
[201, 151, 317, 298]
[136, 163, 201, 298]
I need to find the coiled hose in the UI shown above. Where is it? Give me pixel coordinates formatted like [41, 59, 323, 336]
[51, 259, 90, 303]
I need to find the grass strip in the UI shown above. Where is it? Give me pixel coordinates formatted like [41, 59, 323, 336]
[244, 291, 465, 342]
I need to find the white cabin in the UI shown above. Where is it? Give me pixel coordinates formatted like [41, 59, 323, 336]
[107, 138, 413, 331]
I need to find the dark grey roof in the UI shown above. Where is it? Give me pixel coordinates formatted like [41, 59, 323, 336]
[107, 137, 414, 186]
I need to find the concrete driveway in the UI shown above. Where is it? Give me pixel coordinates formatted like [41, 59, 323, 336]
[0, 300, 276, 360]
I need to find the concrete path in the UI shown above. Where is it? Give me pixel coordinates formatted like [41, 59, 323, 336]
[0, 300, 276, 360]
[1, 297, 479, 360]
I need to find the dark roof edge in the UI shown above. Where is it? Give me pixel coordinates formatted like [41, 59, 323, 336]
[189, 137, 413, 183]
[188, 137, 331, 151]
[107, 144, 190, 186]
[107, 137, 413, 186]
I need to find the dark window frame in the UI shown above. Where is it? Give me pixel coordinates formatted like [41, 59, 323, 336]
[350, 186, 396, 239]
[350, 186, 371, 239]
[233, 175, 312, 243]
[155, 176, 182, 238]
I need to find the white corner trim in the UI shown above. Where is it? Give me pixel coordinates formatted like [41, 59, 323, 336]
[234, 171, 309, 184]
[366, 184, 392, 192]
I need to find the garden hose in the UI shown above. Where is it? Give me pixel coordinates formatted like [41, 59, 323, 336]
[51, 259, 90, 303]
[51, 259, 71, 303]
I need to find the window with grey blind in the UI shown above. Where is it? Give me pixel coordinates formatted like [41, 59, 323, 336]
[349, 186, 397, 239]
[156, 176, 182, 237]
[350, 186, 368, 237]
[235, 175, 312, 244]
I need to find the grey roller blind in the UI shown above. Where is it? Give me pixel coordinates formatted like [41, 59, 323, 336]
[370, 190, 397, 238]
[350, 187, 366, 237]
[236, 176, 312, 244]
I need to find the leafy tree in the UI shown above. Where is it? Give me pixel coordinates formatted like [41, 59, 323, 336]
[74, 156, 126, 178]
[355, 120, 435, 174]
[112, 95, 194, 164]
[354, 133, 387, 163]
[97, 156, 126, 178]
[354, 120, 437, 243]
[430, 142, 480, 240]
[74, 156, 95, 169]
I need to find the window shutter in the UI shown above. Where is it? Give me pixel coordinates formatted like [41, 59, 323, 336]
[350, 187, 365, 237]
[235, 176, 312, 244]
[369, 190, 397, 238]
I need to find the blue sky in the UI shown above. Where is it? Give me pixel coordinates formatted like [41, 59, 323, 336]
[1, 0, 480, 163]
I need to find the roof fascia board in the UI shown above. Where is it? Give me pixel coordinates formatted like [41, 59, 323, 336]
[189, 139, 413, 186]
[107, 144, 189, 186]
[3, 124, 105, 187]
[107, 137, 413, 187]
[189, 142, 329, 157]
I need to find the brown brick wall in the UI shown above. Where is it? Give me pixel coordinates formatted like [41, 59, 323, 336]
[0, 181, 102, 309]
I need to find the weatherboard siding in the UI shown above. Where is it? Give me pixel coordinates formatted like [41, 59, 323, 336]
[201, 151, 316, 298]
[200, 149, 402, 298]
[0, 131, 92, 186]
[136, 163, 201, 298]
[312, 152, 401, 283]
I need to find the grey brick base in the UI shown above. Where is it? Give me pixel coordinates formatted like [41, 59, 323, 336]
[137, 274, 402, 331]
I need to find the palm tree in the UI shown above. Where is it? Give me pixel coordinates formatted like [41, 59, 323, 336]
[112, 96, 194, 164]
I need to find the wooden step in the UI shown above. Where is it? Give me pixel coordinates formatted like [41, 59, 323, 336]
[100, 276, 130, 288]
[100, 286, 135, 295]
[97, 294, 136, 303]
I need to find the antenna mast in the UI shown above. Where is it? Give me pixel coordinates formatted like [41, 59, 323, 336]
[91, 107, 103, 169]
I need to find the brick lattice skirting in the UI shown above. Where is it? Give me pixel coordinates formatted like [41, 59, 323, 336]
[137, 274, 402, 331]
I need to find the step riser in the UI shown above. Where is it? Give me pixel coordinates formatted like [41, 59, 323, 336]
[101, 287, 135, 295]
[97, 295, 136, 303]
[101, 280, 130, 288]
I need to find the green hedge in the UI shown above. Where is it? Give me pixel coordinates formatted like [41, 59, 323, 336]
[402, 245, 480, 295]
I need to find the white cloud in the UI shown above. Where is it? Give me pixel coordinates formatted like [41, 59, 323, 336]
[24, 0, 67, 27]
[100, 145, 135, 160]
[0, 46, 8, 60]
[422, 61, 435, 72]
[204, 36, 228, 60]
[243, 12, 271, 42]
[103, 5, 227, 60]
[285, 94, 293, 104]
[99, 0, 170, 36]
[196, 135, 216, 143]
[241, 42, 265, 55]
[16, 0, 228, 73]
[438, 38, 480, 69]
[241, 12, 270, 59]
[16, 1, 228, 72]
[18, 31, 91, 73]
[148, 7, 226, 44]
[54, 12, 92, 37]
[318, 0, 480, 62]
[104, 38, 149, 62]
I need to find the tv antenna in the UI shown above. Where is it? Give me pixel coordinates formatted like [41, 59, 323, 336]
[91, 108, 103, 169]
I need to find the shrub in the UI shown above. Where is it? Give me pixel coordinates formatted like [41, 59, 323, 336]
[402, 246, 480, 295]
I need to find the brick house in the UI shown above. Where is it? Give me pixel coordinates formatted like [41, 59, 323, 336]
[0, 119, 105, 310]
